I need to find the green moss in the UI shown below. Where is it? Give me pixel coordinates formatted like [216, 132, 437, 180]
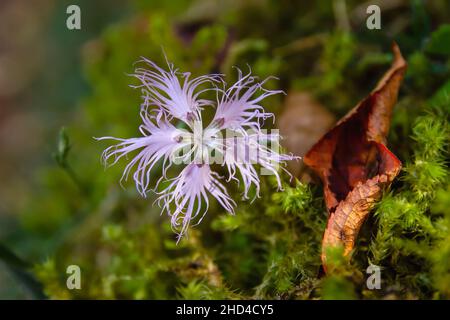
[12, 1, 450, 300]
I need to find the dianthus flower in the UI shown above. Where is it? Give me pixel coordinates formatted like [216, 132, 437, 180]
[98, 58, 298, 240]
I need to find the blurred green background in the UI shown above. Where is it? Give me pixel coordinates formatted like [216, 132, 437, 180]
[0, 0, 449, 299]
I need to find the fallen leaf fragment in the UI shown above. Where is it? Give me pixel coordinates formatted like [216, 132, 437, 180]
[303, 43, 407, 270]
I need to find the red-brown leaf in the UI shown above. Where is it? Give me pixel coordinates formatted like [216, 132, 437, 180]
[303, 43, 407, 271]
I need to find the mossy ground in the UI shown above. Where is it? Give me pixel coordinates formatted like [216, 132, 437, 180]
[1, 1, 449, 300]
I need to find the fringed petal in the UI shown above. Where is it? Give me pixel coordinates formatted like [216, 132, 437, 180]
[132, 57, 221, 126]
[157, 164, 235, 241]
[97, 114, 191, 196]
[209, 67, 283, 132]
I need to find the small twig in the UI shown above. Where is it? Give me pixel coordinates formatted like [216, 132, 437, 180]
[273, 33, 328, 57]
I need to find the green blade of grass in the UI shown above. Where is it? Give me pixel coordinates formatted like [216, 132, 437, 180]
[0, 243, 47, 299]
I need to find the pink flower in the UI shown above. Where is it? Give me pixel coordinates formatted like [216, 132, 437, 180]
[98, 58, 298, 240]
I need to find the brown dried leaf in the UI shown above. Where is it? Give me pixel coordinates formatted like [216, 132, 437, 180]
[278, 92, 335, 180]
[303, 43, 407, 270]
